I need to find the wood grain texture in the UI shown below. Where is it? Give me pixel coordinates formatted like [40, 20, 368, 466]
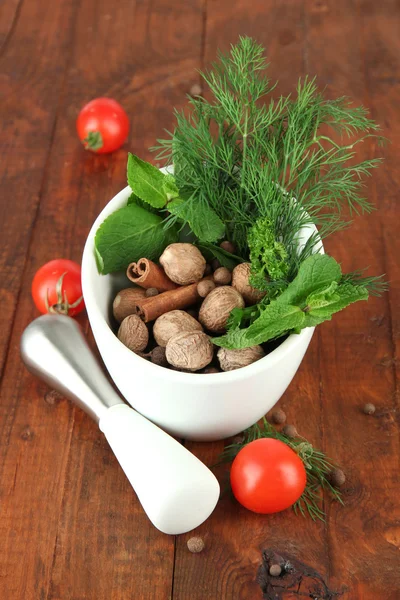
[0, 1, 203, 599]
[0, 0, 399, 598]
[172, 2, 334, 599]
[0, 0, 81, 379]
[303, 1, 400, 598]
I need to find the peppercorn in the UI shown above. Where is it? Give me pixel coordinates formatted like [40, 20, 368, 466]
[271, 408, 287, 425]
[197, 279, 216, 298]
[220, 240, 236, 254]
[269, 564, 282, 577]
[213, 267, 232, 285]
[282, 424, 298, 438]
[363, 402, 376, 415]
[151, 346, 168, 367]
[145, 287, 159, 297]
[329, 468, 346, 488]
[187, 536, 205, 553]
[189, 83, 202, 96]
[211, 258, 221, 271]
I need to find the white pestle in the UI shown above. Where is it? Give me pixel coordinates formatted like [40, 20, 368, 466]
[20, 314, 220, 535]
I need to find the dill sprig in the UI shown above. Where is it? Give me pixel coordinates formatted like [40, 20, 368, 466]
[154, 36, 383, 282]
[341, 270, 389, 296]
[219, 417, 343, 521]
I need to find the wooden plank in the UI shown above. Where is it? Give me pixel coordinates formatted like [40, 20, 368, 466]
[304, 0, 400, 598]
[172, 2, 334, 598]
[0, 0, 80, 379]
[0, 0, 22, 51]
[0, 1, 204, 599]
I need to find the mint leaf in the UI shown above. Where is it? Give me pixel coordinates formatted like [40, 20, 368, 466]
[196, 242, 242, 270]
[278, 254, 342, 307]
[214, 302, 305, 349]
[168, 198, 225, 242]
[304, 282, 368, 326]
[127, 192, 159, 214]
[162, 174, 180, 201]
[127, 154, 168, 208]
[127, 192, 141, 205]
[94, 204, 177, 274]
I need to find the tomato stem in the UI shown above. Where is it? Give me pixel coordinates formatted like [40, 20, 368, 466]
[83, 130, 103, 151]
[45, 272, 83, 316]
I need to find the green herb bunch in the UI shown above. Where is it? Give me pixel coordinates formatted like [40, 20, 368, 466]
[156, 37, 382, 269]
[95, 37, 387, 349]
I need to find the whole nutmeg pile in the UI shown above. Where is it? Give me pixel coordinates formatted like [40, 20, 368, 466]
[110, 241, 272, 374]
[153, 310, 203, 347]
[232, 262, 266, 305]
[199, 286, 245, 333]
[160, 243, 205, 285]
[166, 331, 213, 371]
[217, 346, 265, 372]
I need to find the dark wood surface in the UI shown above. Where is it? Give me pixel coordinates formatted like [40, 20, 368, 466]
[0, 1, 399, 598]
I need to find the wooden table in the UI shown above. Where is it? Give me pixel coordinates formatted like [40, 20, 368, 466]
[1, 1, 399, 598]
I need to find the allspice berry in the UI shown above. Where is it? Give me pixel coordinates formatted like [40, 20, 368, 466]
[189, 83, 202, 97]
[232, 263, 266, 305]
[166, 331, 213, 372]
[363, 402, 376, 415]
[220, 240, 236, 254]
[217, 346, 265, 371]
[204, 366, 220, 374]
[204, 264, 213, 276]
[117, 315, 149, 353]
[199, 286, 245, 333]
[145, 287, 159, 297]
[151, 346, 168, 367]
[282, 424, 298, 438]
[213, 267, 232, 285]
[113, 288, 146, 323]
[160, 243, 206, 285]
[187, 536, 205, 553]
[211, 258, 221, 271]
[153, 310, 203, 347]
[329, 468, 346, 488]
[197, 279, 216, 298]
[269, 564, 282, 577]
[271, 408, 287, 425]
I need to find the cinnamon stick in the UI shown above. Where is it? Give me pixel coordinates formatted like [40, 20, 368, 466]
[127, 258, 177, 292]
[134, 278, 211, 323]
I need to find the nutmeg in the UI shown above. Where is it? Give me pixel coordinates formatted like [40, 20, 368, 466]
[153, 310, 203, 347]
[117, 314, 149, 353]
[217, 345, 265, 371]
[166, 331, 213, 371]
[199, 286, 245, 333]
[113, 288, 147, 323]
[159, 243, 206, 285]
[232, 263, 266, 305]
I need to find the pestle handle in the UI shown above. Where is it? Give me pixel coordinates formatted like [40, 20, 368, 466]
[20, 315, 220, 534]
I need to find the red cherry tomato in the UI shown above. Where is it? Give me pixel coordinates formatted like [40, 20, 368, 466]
[230, 438, 307, 514]
[31, 259, 85, 317]
[77, 98, 130, 154]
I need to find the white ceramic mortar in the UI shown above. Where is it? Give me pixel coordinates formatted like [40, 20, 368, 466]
[82, 183, 320, 441]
